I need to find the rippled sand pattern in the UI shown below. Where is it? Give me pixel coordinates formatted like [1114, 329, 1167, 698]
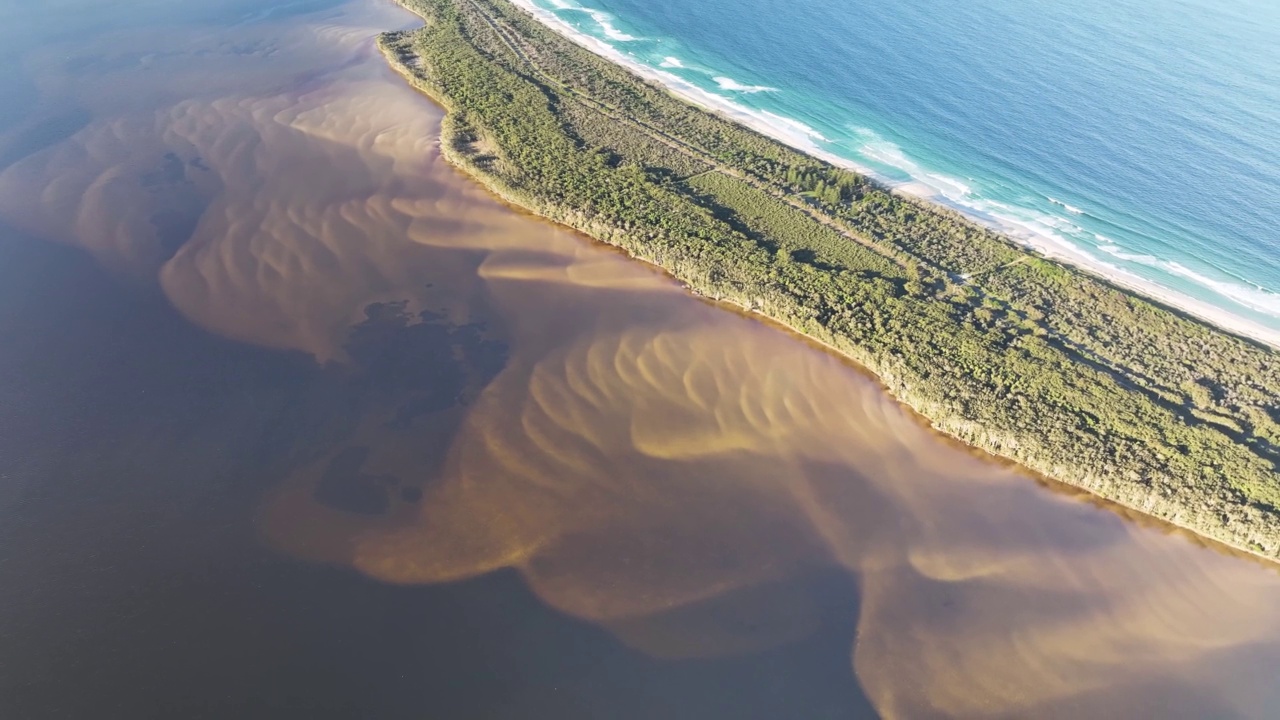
[4, 1, 1280, 717]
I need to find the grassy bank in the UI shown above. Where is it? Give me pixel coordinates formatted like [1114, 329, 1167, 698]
[379, 0, 1280, 559]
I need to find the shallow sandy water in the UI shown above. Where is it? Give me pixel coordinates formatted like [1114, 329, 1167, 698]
[1, 1, 1279, 717]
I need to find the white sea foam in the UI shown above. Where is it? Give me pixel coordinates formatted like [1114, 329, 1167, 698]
[571, 7, 631, 39]
[1098, 243, 1159, 265]
[853, 129, 971, 201]
[512, 1, 838, 157]
[659, 56, 683, 68]
[543, 0, 637, 41]
[846, 127, 1280, 340]
[582, 8, 637, 41]
[1049, 197, 1085, 214]
[1098, 243, 1280, 316]
[963, 203, 1280, 344]
[713, 76, 777, 93]
[761, 111, 828, 141]
[508, 0, 1280, 348]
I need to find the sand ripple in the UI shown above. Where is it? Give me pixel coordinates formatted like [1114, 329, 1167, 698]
[4, 0, 1280, 715]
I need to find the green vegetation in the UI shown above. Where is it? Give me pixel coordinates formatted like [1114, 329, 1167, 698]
[380, 0, 1280, 559]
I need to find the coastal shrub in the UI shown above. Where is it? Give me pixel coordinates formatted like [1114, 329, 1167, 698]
[381, 0, 1280, 559]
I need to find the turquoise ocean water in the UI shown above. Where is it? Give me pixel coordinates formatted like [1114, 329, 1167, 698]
[525, 0, 1280, 340]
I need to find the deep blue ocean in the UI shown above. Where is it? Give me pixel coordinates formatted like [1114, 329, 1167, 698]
[527, 0, 1280, 339]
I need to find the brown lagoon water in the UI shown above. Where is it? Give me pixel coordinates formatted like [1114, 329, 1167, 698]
[2, 1, 1280, 717]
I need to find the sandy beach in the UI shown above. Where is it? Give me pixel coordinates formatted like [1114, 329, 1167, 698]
[508, 0, 1280, 350]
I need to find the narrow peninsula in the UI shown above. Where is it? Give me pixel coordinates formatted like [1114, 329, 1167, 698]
[379, 0, 1280, 560]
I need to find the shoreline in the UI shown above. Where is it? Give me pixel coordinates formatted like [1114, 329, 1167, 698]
[507, 0, 1280, 350]
[376, 0, 1280, 563]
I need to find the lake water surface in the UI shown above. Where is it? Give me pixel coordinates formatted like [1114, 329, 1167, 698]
[2, 1, 1280, 718]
